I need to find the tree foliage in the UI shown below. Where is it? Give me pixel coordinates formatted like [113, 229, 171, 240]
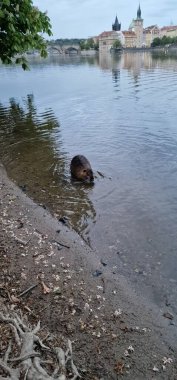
[151, 35, 177, 47]
[47, 38, 99, 51]
[48, 38, 84, 46]
[0, 0, 52, 69]
[80, 38, 98, 50]
[113, 39, 122, 48]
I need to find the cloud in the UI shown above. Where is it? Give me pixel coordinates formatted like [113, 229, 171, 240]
[34, 0, 177, 38]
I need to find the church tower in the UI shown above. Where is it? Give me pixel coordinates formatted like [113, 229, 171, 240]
[112, 15, 121, 31]
[134, 4, 143, 47]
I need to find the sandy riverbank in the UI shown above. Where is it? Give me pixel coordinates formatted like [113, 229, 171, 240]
[0, 162, 177, 379]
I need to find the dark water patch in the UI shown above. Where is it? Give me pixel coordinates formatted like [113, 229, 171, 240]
[0, 95, 96, 237]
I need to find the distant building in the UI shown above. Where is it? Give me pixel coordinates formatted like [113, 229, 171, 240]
[99, 7, 143, 51]
[122, 31, 136, 47]
[160, 26, 177, 38]
[143, 25, 159, 47]
[129, 5, 144, 47]
[99, 30, 124, 52]
[98, 4, 177, 52]
[134, 5, 144, 47]
[112, 15, 121, 31]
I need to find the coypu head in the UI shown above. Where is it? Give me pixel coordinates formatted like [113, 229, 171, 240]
[70, 155, 94, 183]
[78, 167, 94, 183]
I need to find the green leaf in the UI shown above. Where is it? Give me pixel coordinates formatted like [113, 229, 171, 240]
[0, 10, 4, 18]
[3, 0, 10, 5]
[22, 62, 29, 70]
[0, 0, 52, 70]
[9, 23, 16, 32]
[15, 57, 22, 64]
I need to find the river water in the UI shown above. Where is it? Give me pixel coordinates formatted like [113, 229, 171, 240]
[1, 51, 177, 313]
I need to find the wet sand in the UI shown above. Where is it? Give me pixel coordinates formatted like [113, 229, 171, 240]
[0, 162, 177, 379]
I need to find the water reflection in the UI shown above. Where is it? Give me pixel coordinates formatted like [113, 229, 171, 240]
[98, 51, 177, 74]
[0, 95, 96, 240]
[99, 52, 121, 71]
[18, 54, 100, 69]
[1, 52, 177, 311]
[112, 68, 120, 87]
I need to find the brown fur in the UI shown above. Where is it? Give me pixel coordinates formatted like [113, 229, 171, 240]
[70, 155, 94, 182]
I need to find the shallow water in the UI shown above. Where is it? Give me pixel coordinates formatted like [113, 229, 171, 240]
[1, 51, 177, 312]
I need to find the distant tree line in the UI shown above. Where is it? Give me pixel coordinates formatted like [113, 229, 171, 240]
[48, 38, 84, 46]
[151, 35, 177, 47]
[79, 38, 99, 50]
[48, 38, 99, 50]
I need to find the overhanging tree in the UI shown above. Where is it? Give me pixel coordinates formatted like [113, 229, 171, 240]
[0, 0, 52, 69]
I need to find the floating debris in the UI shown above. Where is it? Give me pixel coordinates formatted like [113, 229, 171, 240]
[152, 365, 159, 372]
[100, 259, 107, 267]
[92, 270, 103, 277]
[114, 309, 122, 317]
[163, 312, 174, 320]
[162, 357, 173, 364]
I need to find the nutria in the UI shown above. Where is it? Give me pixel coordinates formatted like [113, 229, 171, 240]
[70, 155, 94, 182]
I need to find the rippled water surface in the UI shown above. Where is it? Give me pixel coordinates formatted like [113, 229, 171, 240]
[1, 52, 177, 310]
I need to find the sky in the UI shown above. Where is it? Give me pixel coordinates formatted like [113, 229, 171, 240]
[34, 0, 177, 39]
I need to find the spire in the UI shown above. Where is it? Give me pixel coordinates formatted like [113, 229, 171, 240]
[137, 4, 141, 19]
[112, 15, 121, 31]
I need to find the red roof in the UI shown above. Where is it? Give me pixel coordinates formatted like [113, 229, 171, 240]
[144, 25, 158, 31]
[143, 29, 159, 34]
[122, 31, 136, 36]
[161, 25, 177, 31]
[98, 31, 116, 38]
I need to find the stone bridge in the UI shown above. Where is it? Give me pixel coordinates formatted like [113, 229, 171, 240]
[48, 44, 81, 54]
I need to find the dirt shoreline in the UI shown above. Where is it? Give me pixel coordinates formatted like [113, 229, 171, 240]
[0, 162, 177, 379]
